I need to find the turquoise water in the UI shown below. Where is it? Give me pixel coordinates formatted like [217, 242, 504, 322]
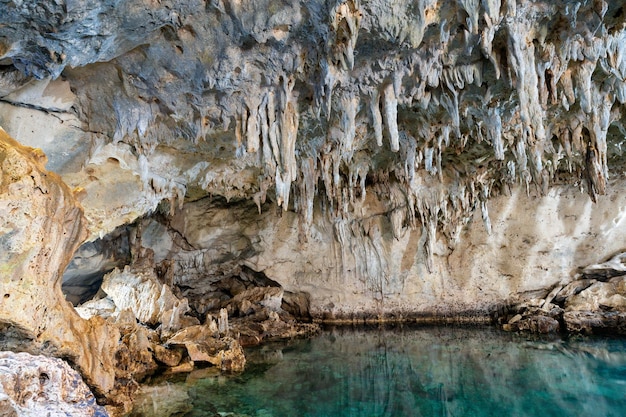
[139, 326, 626, 417]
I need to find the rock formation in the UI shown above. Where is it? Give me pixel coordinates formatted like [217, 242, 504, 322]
[0, 351, 108, 417]
[0, 127, 122, 407]
[2, 0, 626, 411]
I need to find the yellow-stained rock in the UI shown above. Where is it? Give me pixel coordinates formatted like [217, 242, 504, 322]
[0, 128, 129, 414]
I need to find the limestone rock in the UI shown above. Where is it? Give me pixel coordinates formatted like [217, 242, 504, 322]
[0, 351, 107, 417]
[153, 345, 183, 368]
[80, 265, 200, 338]
[501, 304, 563, 334]
[282, 291, 312, 320]
[553, 279, 596, 305]
[0, 128, 123, 407]
[565, 279, 626, 312]
[2, 0, 626, 326]
[581, 253, 626, 281]
[75, 297, 118, 321]
[225, 286, 284, 317]
[99, 267, 180, 325]
[114, 325, 159, 383]
[63, 227, 131, 305]
[563, 311, 626, 335]
[3, 2, 626, 402]
[165, 326, 246, 372]
[503, 265, 626, 334]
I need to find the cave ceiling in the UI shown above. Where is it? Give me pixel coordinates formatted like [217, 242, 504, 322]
[1, 0, 625, 255]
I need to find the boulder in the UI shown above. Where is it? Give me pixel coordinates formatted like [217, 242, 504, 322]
[553, 279, 596, 305]
[282, 291, 312, 320]
[501, 304, 562, 334]
[100, 266, 187, 326]
[581, 252, 626, 281]
[78, 266, 200, 338]
[565, 278, 626, 312]
[165, 325, 246, 372]
[0, 351, 107, 417]
[563, 311, 626, 334]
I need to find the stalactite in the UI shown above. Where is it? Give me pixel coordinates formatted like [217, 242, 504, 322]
[320, 60, 337, 120]
[30, 0, 626, 287]
[369, 89, 384, 147]
[330, 0, 362, 72]
[340, 93, 359, 153]
[246, 101, 260, 153]
[458, 0, 480, 35]
[480, 190, 492, 235]
[424, 147, 436, 175]
[259, 92, 276, 174]
[487, 107, 504, 160]
[575, 60, 595, 115]
[383, 83, 399, 152]
[300, 157, 318, 227]
[507, 20, 546, 149]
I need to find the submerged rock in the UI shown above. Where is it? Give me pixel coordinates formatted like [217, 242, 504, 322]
[129, 383, 193, 417]
[0, 351, 107, 417]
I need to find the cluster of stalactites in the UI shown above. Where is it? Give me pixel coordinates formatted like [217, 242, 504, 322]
[224, 0, 625, 267]
[236, 75, 299, 212]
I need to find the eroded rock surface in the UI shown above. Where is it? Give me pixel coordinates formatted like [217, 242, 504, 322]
[0, 127, 122, 407]
[501, 253, 626, 334]
[0, 0, 624, 323]
[0, 351, 107, 417]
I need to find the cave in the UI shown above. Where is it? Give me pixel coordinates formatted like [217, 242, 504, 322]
[2, 0, 626, 415]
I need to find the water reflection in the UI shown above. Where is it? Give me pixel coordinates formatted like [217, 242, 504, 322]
[134, 326, 626, 417]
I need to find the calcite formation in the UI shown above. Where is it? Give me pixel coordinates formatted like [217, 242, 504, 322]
[2, 0, 626, 409]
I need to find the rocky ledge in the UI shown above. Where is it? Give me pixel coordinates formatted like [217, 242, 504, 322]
[499, 252, 626, 334]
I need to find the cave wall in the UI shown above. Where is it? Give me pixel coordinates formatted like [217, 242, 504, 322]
[1, 0, 626, 320]
[130, 177, 626, 320]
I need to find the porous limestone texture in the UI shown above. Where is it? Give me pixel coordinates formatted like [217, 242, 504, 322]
[1, 1, 626, 329]
[0, 351, 108, 417]
[0, 127, 122, 402]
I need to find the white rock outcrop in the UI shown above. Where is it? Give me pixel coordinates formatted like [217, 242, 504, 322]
[0, 351, 108, 417]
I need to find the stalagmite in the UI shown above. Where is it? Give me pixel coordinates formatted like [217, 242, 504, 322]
[218, 308, 229, 336]
[487, 108, 504, 160]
